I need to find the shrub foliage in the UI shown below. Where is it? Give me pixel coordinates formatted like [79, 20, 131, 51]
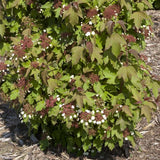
[0, 0, 160, 154]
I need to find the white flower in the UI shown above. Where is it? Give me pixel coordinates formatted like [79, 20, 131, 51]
[104, 131, 106, 133]
[80, 119, 84, 123]
[73, 114, 77, 118]
[17, 70, 19, 73]
[7, 64, 10, 67]
[2, 79, 4, 82]
[49, 44, 52, 47]
[28, 115, 32, 119]
[96, 110, 99, 113]
[125, 137, 128, 141]
[119, 105, 122, 108]
[9, 57, 12, 60]
[93, 120, 96, 124]
[131, 132, 134, 136]
[85, 32, 91, 37]
[102, 115, 107, 120]
[71, 105, 75, 109]
[43, 29, 47, 32]
[40, 115, 43, 119]
[92, 110, 95, 114]
[89, 21, 92, 25]
[83, 152, 89, 156]
[62, 113, 65, 117]
[70, 75, 74, 79]
[57, 97, 60, 101]
[23, 114, 27, 118]
[91, 150, 94, 153]
[91, 116, 95, 120]
[62, 5, 65, 8]
[101, 119, 105, 123]
[96, 121, 101, 125]
[85, 122, 88, 126]
[69, 116, 72, 119]
[88, 119, 92, 123]
[15, 58, 18, 61]
[101, 110, 104, 114]
[116, 110, 118, 113]
[86, 109, 90, 113]
[91, 31, 95, 35]
[21, 111, 24, 115]
[12, 54, 14, 57]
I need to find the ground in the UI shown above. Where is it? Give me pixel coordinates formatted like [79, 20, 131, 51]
[0, 10, 160, 160]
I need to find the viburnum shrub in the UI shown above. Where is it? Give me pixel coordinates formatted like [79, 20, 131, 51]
[0, 0, 160, 155]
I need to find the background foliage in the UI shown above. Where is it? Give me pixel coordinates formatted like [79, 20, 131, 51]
[0, 0, 159, 155]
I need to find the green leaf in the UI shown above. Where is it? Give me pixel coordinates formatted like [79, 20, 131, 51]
[10, 89, 19, 100]
[122, 105, 132, 117]
[0, 24, 5, 37]
[141, 105, 152, 122]
[151, 82, 159, 99]
[47, 78, 58, 92]
[41, 2, 53, 9]
[71, 46, 84, 65]
[48, 106, 59, 117]
[112, 42, 120, 57]
[41, 70, 48, 86]
[130, 11, 149, 29]
[40, 139, 49, 151]
[117, 66, 137, 82]
[98, 0, 106, 7]
[91, 46, 103, 64]
[116, 117, 130, 131]
[36, 100, 45, 112]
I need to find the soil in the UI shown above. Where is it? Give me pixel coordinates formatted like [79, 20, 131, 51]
[0, 10, 160, 160]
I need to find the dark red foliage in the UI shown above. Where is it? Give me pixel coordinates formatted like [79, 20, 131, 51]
[88, 129, 96, 136]
[23, 103, 35, 115]
[89, 73, 99, 84]
[53, 0, 62, 9]
[123, 128, 130, 137]
[72, 121, 79, 128]
[86, 8, 98, 18]
[104, 108, 110, 116]
[123, 35, 136, 43]
[81, 24, 92, 34]
[86, 41, 93, 54]
[61, 32, 72, 38]
[46, 96, 57, 108]
[62, 104, 75, 117]
[103, 4, 120, 19]
[0, 62, 7, 71]
[95, 112, 103, 121]
[40, 33, 51, 48]
[21, 36, 33, 49]
[31, 61, 39, 68]
[25, 0, 33, 5]
[17, 77, 26, 88]
[13, 45, 26, 58]
[79, 112, 91, 121]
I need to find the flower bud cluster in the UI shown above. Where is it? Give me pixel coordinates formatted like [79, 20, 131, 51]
[103, 4, 120, 19]
[89, 73, 99, 84]
[40, 33, 51, 48]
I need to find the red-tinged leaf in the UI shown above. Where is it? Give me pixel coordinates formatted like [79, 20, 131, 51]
[141, 105, 152, 122]
[122, 105, 132, 117]
[129, 49, 139, 59]
[107, 21, 115, 35]
[117, 20, 126, 33]
[143, 101, 156, 109]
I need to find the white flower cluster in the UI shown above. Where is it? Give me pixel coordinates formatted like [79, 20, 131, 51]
[85, 31, 95, 37]
[19, 108, 32, 123]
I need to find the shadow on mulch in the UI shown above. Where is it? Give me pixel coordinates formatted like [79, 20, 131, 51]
[0, 101, 133, 160]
